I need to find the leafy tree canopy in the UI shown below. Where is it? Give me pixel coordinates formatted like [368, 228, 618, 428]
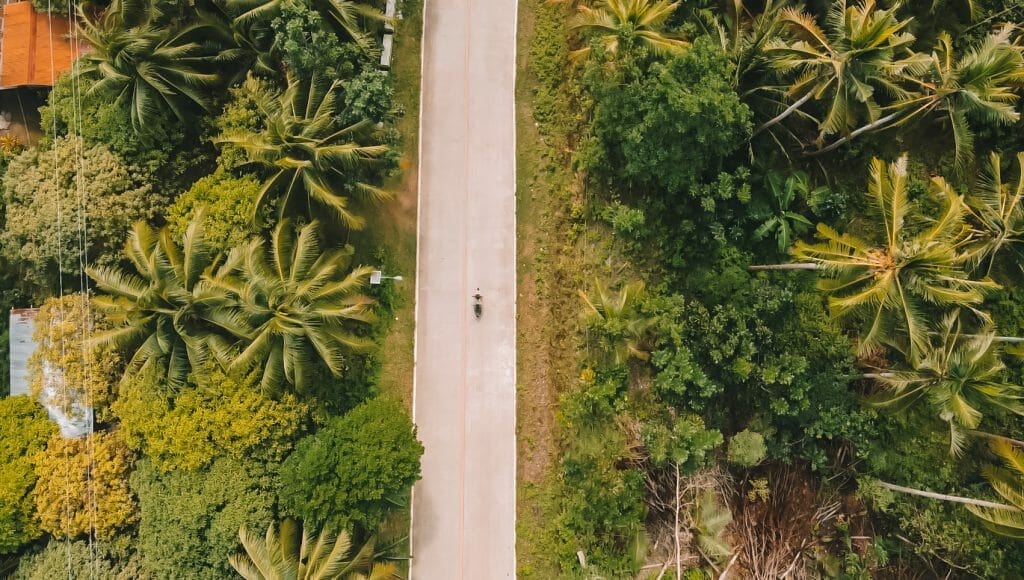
[13, 538, 142, 580]
[114, 365, 310, 472]
[279, 397, 423, 532]
[272, 1, 364, 81]
[0, 137, 160, 296]
[584, 36, 752, 197]
[33, 432, 137, 540]
[132, 457, 277, 578]
[39, 72, 207, 194]
[0, 396, 56, 554]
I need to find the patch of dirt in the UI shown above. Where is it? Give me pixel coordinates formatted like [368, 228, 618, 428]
[515, 0, 562, 487]
[516, 228, 559, 483]
[387, 155, 419, 236]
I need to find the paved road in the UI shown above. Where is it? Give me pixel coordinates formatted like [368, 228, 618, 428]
[409, 0, 517, 578]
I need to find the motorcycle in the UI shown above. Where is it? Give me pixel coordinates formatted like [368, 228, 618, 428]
[473, 289, 483, 319]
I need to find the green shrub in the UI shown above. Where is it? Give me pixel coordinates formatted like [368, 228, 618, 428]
[584, 37, 752, 197]
[727, 429, 767, 468]
[599, 201, 646, 237]
[641, 414, 723, 473]
[0, 138, 160, 295]
[279, 397, 423, 532]
[114, 367, 310, 473]
[13, 538, 141, 579]
[559, 462, 646, 576]
[0, 397, 56, 553]
[166, 173, 263, 251]
[132, 458, 276, 578]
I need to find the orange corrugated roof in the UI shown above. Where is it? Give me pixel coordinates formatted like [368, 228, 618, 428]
[1, 2, 82, 88]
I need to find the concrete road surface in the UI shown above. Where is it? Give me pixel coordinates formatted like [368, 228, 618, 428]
[409, 0, 517, 578]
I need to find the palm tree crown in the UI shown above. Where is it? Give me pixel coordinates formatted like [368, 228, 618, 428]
[967, 440, 1024, 539]
[959, 152, 1024, 277]
[208, 221, 376, 392]
[87, 215, 229, 390]
[570, 0, 689, 61]
[793, 155, 997, 358]
[230, 519, 399, 579]
[868, 312, 1024, 454]
[579, 278, 657, 365]
[216, 75, 389, 229]
[897, 26, 1024, 172]
[77, 0, 237, 130]
[764, 0, 927, 141]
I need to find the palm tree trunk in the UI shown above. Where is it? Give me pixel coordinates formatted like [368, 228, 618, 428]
[941, 334, 1024, 343]
[808, 111, 904, 156]
[752, 91, 816, 136]
[968, 430, 1024, 449]
[748, 263, 820, 271]
[995, 336, 1024, 344]
[876, 480, 1016, 510]
[964, 5, 1021, 33]
[947, 334, 1024, 343]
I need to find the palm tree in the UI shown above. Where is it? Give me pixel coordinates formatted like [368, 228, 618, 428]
[751, 170, 815, 253]
[569, 0, 689, 62]
[760, 0, 927, 143]
[692, 490, 733, 562]
[706, 0, 788, 87]
[866, 312, 1024, 455]
[705, 0, 805, 152]
[816, 26, 1024, 168]
[230, 519, 400, 579]
[208, 221, 376, 392]
[967, 440, 1024, 538]
[957, 152, 1024, 277]
[77, 0, 238, 130]
[227, 0, 385, 52]
[216, 75, 389, 229]
[578, 278, 657, 366]
[789, 155, 996, 358]
[873, 440, 1024, 539]
[87, 214, 232, 390]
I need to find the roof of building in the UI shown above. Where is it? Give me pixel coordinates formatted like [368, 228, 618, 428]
[8, 308, 91, 438]
[0, 1, 83, 89]
[8, 308, 36, 397]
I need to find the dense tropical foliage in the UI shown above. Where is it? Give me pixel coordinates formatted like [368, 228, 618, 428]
[519, 0, 1024, 576]
[0, 0, 419, 575]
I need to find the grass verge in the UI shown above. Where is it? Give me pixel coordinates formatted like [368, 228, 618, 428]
[354, 1, 422, 572]
[360, 0, 423, 410]
[515, 0, 587, 576]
